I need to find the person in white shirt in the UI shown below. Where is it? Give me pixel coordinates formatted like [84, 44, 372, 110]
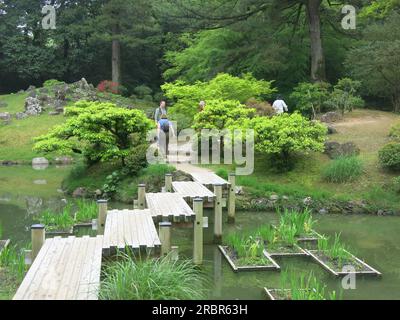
[272, 95, 289, 114]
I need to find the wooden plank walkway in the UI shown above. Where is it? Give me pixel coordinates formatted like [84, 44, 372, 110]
[190, 171, 229, 188]
[146, 193, 196, 222]
[102, 209, 161, 256]
[172, 181, 215, 202]
[13, 236, 103, 300]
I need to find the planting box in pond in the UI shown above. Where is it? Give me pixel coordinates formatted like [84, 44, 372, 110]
[264, 288, 304, 300]
[305, 249, 382, 277]
[0, 239, 10, 253]
[218, 246, 280, 272]
[266, 243, 309, 258]
[272, 225, 322, 244]
[46, 227, 74, 237]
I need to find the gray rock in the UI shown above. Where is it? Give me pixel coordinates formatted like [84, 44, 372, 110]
[32, 157, 49, 170]
[282, 196, 289, 201]
[326, 125, 338, 134]
[48, 111, 60, 116]
[25, 97, 42, 115]
[319, 208, 328, 215]
[15, 112, 28, 120]
[303, 197, 313, 206]
[72, 187, 87, 198]
[0, 101, 8, 108]
[95, 189, 102, 196]
[28, 91, 37, 98]
[235, 186, 244, 195]
[0, 112, 11, 121]
[27, 85, 36, 92]
[324, 141, 360, 159]
[270, 194, 279, 201]
[320, 111, 342, 123]
[54, 156, 73, 165]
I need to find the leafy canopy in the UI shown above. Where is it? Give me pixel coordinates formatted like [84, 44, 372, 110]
[162, 73, 276, 128]
[193, 99, 255, 131]
[33, 101, 153, 165]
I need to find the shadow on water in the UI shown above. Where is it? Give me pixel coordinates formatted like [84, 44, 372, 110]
[1, 166, 400, 299]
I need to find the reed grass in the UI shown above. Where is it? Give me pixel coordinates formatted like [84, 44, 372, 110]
[38, 205, 75, 231]
[279, 270, 338, 300]
[75, 200, 98, 223]
[317, 234, 351, 266]
[100, 253, 208, 300]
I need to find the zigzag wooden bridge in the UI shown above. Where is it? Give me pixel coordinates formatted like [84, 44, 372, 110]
[13, 170, 237, 300]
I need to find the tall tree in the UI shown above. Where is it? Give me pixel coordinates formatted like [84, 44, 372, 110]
[156, 0, 359, 82]
[95, 0, 161, 85]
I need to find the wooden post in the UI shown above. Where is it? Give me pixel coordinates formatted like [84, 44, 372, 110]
[138, 184, 146, 210]
[97, 200, 108, 235]
[193, 197, 203, 265]
[165, 173, 173, 193]
[214, 184, 223, 244]
[159, 222, 172, 255]
[228, 173, 236, 223]
[31, 224, 45, 262]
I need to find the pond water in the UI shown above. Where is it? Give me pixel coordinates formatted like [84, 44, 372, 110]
[1, 166, 400, 300]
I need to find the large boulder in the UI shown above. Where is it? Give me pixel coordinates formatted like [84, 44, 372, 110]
[320, 111, 342, 123]
[25, 97, 42, 116]
[324, 141, 360, 159]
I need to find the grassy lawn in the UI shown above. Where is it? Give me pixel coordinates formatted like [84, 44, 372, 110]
[208, 109, 400, 209]
[0, 93, 67, 162]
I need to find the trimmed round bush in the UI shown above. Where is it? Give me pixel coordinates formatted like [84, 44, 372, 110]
[379, 143, 400, 171]
[322, 156, 363, 183]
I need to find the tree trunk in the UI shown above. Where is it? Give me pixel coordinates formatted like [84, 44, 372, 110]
[306, 0, 326, 82]
[112, 38, 121, 84]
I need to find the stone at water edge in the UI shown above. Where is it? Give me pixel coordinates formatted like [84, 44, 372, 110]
[72, 187, 87, 198]
[32, 157, 49, 170]
[303, 197, 313, 206]
[54, 156, 73, 165]
[15, 112, 28, 120]
[270, 194, 279, 201]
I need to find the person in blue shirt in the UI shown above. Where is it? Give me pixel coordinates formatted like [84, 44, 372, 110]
[158, 114, 175, 158]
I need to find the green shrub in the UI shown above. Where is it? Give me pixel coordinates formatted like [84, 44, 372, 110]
[322, 156, 364, 183]
[389, 123, 400, 140]
[100, 253, 208, 300]
[379, 142, 400, 171]
[134, 85, 153, 98]
[325, 78, 364, 115]
[391, 176, 400, 193]
[290, 82, 331, 119]
[247, 113, 327, 171]
[43, 79, 65, 87]
[125, 144, 149, 175]
[245, 98, 276, 117]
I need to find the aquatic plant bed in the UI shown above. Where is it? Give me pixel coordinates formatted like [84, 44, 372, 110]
[264, 288, 309, 300]
[0, 239, 10, 253]
[305, 249, 382, 277]
[266, 243, 309, 258]
[218, 245, 280, 272]
[271, 225, 322, 243]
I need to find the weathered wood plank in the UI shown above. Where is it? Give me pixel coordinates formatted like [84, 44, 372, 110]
[14, 236, 103, 300]
[172, 181, 215, 201]
[102, 210, 160, 255]
[145, 193, 195, 222]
